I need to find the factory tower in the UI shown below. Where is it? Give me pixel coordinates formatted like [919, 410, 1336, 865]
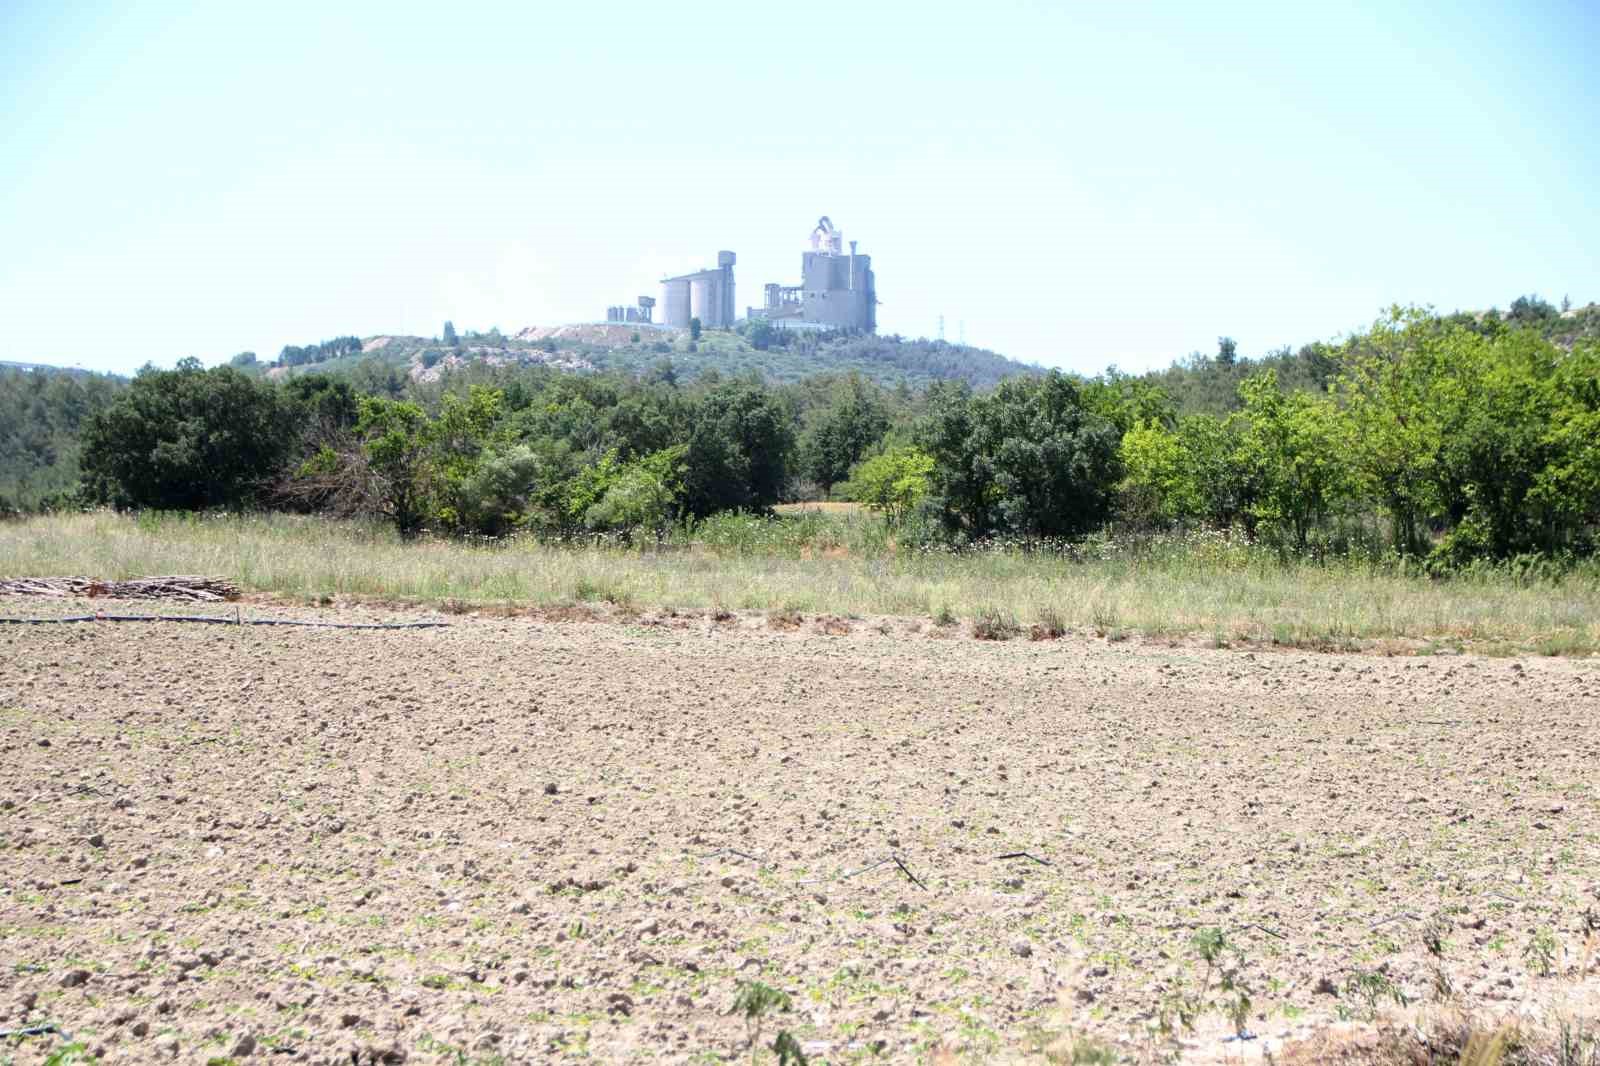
[756, 217, 876, 332]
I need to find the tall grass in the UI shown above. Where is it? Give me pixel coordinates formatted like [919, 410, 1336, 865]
[2, 510, 1598, 653]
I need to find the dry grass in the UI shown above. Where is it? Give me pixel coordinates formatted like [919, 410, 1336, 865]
[772, 500, 868, 516]
[1270, 1013, 1600, 1066]
[3, 511, 1599, 655]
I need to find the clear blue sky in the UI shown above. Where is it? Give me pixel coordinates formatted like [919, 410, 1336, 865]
[2, 0, 1596, 375]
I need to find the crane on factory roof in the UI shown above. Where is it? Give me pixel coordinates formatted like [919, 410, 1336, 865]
[810, 216, 843, 254]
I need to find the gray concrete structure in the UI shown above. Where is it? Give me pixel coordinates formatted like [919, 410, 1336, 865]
[605, 295, 656, 324]
[753, 217, 876, 332]
[661, 251, 736, 328]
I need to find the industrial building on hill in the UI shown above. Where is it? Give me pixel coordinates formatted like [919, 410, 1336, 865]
[755, 217, 876, 332]
[604, 218, 876, 332]
[660, 251, 737, 329]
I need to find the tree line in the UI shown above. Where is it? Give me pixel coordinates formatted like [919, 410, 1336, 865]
[7, 304, 1598, 569]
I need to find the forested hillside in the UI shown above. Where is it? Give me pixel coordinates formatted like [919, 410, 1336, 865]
[256, 324, 1037, 391]
[0, 367, 125, 510]
[588, 329, 1036, 389]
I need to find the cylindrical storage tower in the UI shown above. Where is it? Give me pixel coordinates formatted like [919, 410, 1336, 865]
[663, 280, 691, 327]
[690, 277, 712, 323]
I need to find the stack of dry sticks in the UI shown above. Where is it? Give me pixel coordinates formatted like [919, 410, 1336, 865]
[0, 576, 240, 602]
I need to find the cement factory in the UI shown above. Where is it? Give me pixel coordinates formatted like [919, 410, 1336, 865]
[605, 217, 877, 333]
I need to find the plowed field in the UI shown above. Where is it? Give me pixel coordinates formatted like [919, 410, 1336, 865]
[2, 599, 1597, 1063]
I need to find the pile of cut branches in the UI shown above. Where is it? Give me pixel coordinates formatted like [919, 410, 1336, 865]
[0, 576, 241, 602]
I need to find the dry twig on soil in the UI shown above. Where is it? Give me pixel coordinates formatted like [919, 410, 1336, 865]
[0, 575, 240, 602]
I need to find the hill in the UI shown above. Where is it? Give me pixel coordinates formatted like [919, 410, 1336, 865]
[261, 324, 1040, 390]
[0, 364, 126, 510]
[0, 359, 95, 376]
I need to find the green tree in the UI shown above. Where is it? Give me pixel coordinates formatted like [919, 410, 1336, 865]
[429, 386, 507, 531]
[80, 360, 293, 510]
[1528, 340, 1600, 543]
[843, 446, 934, 525]
[442, 320, 460, 347]
[747, 320, 777, 351]
[1118, 419, 1196, 525]
[689, 317, 702, 341]
[354, 396, 433, 536]
[451, 443, 545, 536]
[681, 382, 793, 517]
[1507, 295, 1556, 326]
[1081, 369, 1177, 434]
[1234, 369, 1352, 549]
[283, 374, 360, 432]
[1335, 308, 1454, 554]
[1178, 413, 1252, 529]
[798, 376, 890, 497]
[583, 445, 689, 537]
[1426, 327, 1593, 562]
[918, 373, 1120, 538]
[643, 359, 678, 388]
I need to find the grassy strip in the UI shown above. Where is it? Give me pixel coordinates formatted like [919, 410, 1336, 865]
[2, 511, 1598, 655]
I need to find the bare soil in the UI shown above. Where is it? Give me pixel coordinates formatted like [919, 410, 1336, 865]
[2, 597, 1597, 1064]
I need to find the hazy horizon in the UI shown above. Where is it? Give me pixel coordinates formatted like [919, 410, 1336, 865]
[3, 1, 1596, 376]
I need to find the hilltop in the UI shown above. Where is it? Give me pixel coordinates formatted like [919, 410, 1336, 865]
[257, 323, 1039, 390]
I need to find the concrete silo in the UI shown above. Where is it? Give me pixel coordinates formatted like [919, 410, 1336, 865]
[689, 276, 712, 323]
[662, 278, 693, 328]
[660, 250, 736, 328]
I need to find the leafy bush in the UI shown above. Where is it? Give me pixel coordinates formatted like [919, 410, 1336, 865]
[583, 445, 687, 537]
[919, 373, 1121, 538]
[843, 446, 934, 525]
[81, 359, 294, 510]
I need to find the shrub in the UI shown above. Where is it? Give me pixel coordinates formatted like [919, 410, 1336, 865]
[1031, 606, 1066, 640]
[80, 359, 295, 510]
[918, 373, 1122, 539]
[972, 606, 1021, 641]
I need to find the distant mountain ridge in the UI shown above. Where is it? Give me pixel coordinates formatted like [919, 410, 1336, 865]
[0, 359, 95, 376]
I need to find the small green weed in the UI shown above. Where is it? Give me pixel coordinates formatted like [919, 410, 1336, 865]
[1343, 968, 1409, 1019]
[42, 1045, 92, 1066]
[1524, 926, 1560, 976]
[733, 981, 793, 1058]
[771, 1030, 809, 1065]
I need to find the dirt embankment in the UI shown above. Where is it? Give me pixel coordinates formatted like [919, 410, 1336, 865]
[1, 598, 1596, 1063]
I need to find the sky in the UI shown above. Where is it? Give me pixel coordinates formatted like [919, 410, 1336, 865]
[1, 0, 1596, 375]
